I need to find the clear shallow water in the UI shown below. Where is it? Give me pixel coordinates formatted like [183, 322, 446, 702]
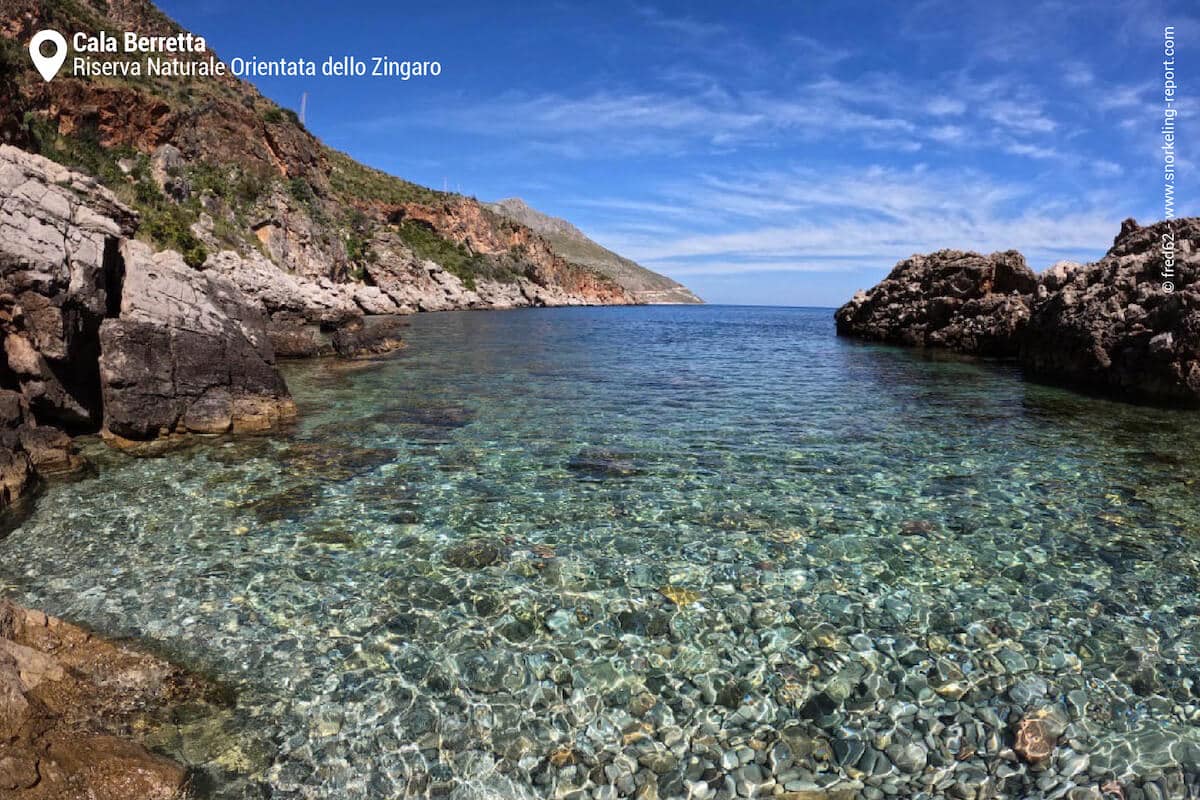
[4, 305, 1200, 799]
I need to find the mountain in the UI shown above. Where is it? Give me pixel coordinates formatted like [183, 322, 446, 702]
[0, 0, 648, 351]
[486, 198, 702, 304]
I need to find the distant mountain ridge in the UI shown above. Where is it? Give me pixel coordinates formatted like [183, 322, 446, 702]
[486, 198, 702, 304]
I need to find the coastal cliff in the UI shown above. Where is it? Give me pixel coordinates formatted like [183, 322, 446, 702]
[0, 0, 697, 327]
[485, 197, 703, 305]
[836, 217, 1200, 405]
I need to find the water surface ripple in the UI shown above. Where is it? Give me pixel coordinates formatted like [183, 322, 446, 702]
[4, 306, 1200, 799]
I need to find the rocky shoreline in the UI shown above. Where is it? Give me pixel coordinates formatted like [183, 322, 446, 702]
[835, 217, 1200, 406]
[0, 599, 220, 799]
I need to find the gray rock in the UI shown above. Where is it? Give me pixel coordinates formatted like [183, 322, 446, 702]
[98, 241, 294, 440]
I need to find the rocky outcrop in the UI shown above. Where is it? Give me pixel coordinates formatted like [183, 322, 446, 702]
[1, 144, 297, 504]
[834, 250, 1037, 357]
[836, 217, 1200, 406]
[0, 144, 135, 430]
[98, 241, 296, 441]
[1021, 218, 1200, 404]
[0, 599, 211, 799]
[0, 145, 131, 506]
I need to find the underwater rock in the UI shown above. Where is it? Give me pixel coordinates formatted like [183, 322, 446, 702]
[566, 448, 643, 479]
[1014, 715, 1056, 764]
[445, 539, 505, 569]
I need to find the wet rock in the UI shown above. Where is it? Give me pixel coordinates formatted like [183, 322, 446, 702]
[566, 448, 643, 479]
[456, 648, 521, 693]
[16, 424, 83, 475]
[1014, 715, 1056, 764]
[0, 600, 216, 800]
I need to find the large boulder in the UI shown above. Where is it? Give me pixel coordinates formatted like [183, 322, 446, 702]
[1021, 218, 1200, 405]
[835, 249, 1037, 357]
[99, 240, 296, 440]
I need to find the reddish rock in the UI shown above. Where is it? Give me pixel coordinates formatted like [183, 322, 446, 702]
[0, 600, 216, 800]
[1014, 716, 1055, 763]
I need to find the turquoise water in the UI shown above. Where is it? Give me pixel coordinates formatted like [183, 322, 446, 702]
[3, 306, 1200, 799]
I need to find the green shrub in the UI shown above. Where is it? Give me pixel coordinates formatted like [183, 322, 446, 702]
[395, 220, 518, 290]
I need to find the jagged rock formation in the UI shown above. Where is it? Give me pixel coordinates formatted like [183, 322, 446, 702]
[836, 218, 1200, 405]
[1022, 218, 1200, 404]
[486, 198, 702, 304]
[834, 250, 1038, 357]
[0, 599, 212, 799]
[1, 144, 296, 505]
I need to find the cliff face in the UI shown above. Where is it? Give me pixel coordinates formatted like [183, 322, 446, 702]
[835, 217, 1200, 406]
[0, 0, 637, 335]
[485, 198, 703, 304]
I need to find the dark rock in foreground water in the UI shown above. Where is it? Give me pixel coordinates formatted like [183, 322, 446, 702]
[836, 217, 1200, 405]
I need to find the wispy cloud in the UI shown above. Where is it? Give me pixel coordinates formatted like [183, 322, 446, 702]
[579, 164, 1126, 283]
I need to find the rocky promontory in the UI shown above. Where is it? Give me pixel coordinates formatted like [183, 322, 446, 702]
[836, 217, 1200, 405]
[834, 249, 1037, 357]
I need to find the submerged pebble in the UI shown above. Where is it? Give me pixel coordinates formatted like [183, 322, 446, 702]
[4, 308, 1200, 799]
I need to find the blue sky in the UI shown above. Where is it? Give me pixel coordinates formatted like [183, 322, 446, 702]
[161, 0, 1197, 306]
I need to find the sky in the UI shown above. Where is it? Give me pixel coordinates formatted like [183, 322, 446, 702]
[159, 0, 1198, 306]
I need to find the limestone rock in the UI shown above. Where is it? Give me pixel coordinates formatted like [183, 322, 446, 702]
[835, 217, 1200, 405]
[99, 240, 295, 439]
[1021, 217, 1200, 405]
[0, 144, 133, 429]
[835, 249, 1036, 357]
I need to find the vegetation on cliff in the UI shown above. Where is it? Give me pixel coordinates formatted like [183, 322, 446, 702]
[0, 0, 664, 304]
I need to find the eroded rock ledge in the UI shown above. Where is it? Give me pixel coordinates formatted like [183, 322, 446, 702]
[835, 217, 1200, 405]
[0, 599, 211, 799]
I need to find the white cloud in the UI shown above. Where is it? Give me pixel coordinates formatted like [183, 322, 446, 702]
[584, 164, 1123, 279]
[927, 96, 967, 115]
[985, 100, 1057, 134]
[1005, 142, 1059, 159]
[1064, 66, 1094, 87]
[929, 125, 967, 143]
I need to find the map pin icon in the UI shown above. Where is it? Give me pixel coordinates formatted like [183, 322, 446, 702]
[29, 30, 67, 82]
